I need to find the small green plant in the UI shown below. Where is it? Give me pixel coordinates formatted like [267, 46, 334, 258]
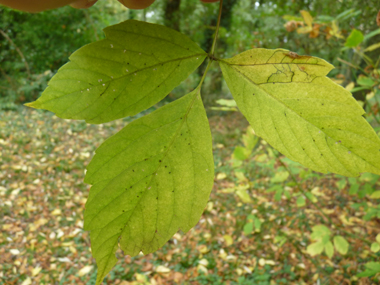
[25, 2, 380, 284]
[357, 261, 380, 278]
[243, 214, 262, 235]
[306, 225, 349, 258]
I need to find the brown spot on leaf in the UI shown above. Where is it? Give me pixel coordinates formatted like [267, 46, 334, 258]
[283, 52, 312, 59]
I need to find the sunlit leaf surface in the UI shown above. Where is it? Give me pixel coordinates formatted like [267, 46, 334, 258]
[26, 20, 206, 124]
[220, 48, 380, 176]
[83, 89, 214, 284]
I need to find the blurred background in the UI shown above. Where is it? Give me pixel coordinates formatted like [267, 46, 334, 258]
[1, 0, 380, 284]
[1, 0, 380, 112]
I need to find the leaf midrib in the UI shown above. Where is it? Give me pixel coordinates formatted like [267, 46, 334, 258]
[87, 60, 184, 122]
[223, 61, 324, 125]
[221, 61, 380, 173]
[39, 53, 206, 106]
[85, 119, 179, 185]
[87, 90, 202, 257]
[124, 90, 201, 251]
[37, 55, 206, 123]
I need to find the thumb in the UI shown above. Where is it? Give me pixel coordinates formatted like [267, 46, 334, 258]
[117, 0, 155, 9]
[70, 0, 98, 9]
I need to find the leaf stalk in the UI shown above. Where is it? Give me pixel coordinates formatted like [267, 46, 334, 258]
[210, 0, 223, 57]
[198, 58, 212, 88]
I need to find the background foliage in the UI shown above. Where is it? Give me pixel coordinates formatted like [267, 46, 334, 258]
[2, 0, 380, 109]
[1, 0, 380, 284]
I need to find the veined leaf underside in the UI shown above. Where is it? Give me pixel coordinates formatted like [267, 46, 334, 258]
[83, 89, 214, 284]
[220, 48, 380, 177]
[26, 20, 207, 124]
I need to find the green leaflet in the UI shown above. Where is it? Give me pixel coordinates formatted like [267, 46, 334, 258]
[83, 89, 214, 285]
[26, 20, 206, 124]
[333, 235, 349, 255]
[307, 225, 332, 257]
[220, 48, 380, 177]
[324, 241, 334, 258]
[306, 241, 324, 256]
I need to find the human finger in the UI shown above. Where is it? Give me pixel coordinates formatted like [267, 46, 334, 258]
[0, 0, 75, 12]
[70, 0, 98, 9]
[117, 0, 155, 10]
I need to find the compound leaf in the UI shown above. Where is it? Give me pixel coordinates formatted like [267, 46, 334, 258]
[220, 48, 380, 177]
[357, 262, 380, 277]
[83, 88, 214, 284]
[26, 20, 206, 124]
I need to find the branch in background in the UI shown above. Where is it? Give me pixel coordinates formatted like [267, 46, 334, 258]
[0, 29, 31, 78]
[163, 0, 181, 31]
[338, 57, 369, 77]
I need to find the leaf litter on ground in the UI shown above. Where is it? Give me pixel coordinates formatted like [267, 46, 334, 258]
[1, 108, 379, 284]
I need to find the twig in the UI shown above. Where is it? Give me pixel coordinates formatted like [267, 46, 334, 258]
[337, 57, 369, 77]
[210, 0, 223, 57]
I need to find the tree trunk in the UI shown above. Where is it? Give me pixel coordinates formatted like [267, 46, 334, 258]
[163, 0, 181, 31]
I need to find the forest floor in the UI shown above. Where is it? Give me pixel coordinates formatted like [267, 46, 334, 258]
[1, 107, 380, 285]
